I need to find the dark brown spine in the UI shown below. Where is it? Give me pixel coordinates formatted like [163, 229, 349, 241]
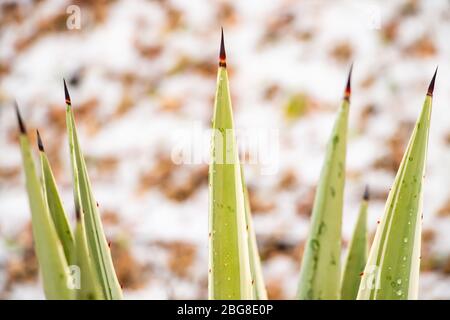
[219, 28, 226, 68]
[344, 63, 353, 101]
[36, 130, 44, 152]
[15, 101, 26, 134]
[363, 185, 369, 201]
[63, 78, 72, 105]
[75, 201, 81, 221]
[427, 67, 438, 97]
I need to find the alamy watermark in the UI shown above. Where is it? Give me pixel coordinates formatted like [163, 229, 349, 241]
[66, 5, 81, 30]
[359, 265, 381, 291]
[67, 265, 81, 290]
[359, 3, 381, 30]
[171, 121, 279, 175]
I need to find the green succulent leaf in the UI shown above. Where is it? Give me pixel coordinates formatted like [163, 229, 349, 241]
[241, 165, 268, 300]
[39, 148, 75, 264]
[65, 86, 123, 300]
[208, 36, 253, 299]
[357, 74, 435, 300]
[297, 70, 351, 300]
[17, 122, 73, 299]
[74, 215, 103, 300]
[341, 190, 368, 300]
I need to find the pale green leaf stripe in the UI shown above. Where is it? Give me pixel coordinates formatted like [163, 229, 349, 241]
[297, 98, 349, 300]
[40, 151, 75, 264]
[241, 165, 268, 300]
[66, 106, 123, 300]
[340, 195, 368, 300]
[208, 66, 253, 300]
[74, 217, 103, 300]
[357, 95, 432, 300]
[19, 135, 73, 299]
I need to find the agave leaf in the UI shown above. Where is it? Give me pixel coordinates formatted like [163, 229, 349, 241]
[241, 165, 268, 300]
[357, 70, 436, 300]
[16, 106, 73, 300]
[208, 31, 253, 300]
[297, 67, 352, 300]
[340, 187, 369, 300]
[74, 211, 103, 300]
[64, 82, 123, 300]
[38, 132, 75, 264]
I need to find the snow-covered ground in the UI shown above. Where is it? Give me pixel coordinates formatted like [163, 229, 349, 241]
[0, 0, 449, 299]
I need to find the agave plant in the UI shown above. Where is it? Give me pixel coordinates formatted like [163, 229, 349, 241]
[15, 28, 438, 301]
[341, 186, 369, 300]
[15, 82, 123, 300]
[296, 65, 352, 300]
[208, 30, 254, 300]
[16, 105, 73, 300]
[65, 81, 123, 299]
[206, 30, 438, 301]
[357, 69, 437, 300]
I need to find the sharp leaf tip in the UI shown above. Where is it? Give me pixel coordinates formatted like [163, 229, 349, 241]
[14, 101, 26, 134]
[75, 201, 81, 221]
[363, 184, 370, 201]
[344, 63, 353, 100]
[427, 66, 438, 96]
[219, 27, 227, 68]
[36, 129, 44, 152]
[63, 78, 71, 105]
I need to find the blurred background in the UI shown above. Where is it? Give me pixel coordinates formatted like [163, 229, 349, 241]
[0, 0, 449, 299]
